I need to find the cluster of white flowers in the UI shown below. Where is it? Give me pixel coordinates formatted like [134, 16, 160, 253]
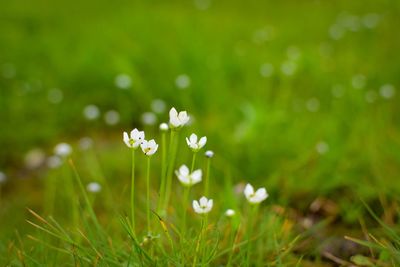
[123, 128, 158, 156]
[122, 107, 269, 218]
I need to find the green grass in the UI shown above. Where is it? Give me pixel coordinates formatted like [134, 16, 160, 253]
[0, 0, 400, 265]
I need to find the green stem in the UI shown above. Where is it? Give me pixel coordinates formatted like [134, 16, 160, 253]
[227, 223, 239, 266]
[157, 131, 167, 213]
[204, 157, 211, 196]
[246, 205, 258, 266]
[130, 149, 136, 233]
[163, 130, 179, 212]
[181, 186, 190, 239]
[191, 152, 197, 172]
[146, 157, 151, 234]
[192, 217, 205, 267]
[200, 214, 209, 266]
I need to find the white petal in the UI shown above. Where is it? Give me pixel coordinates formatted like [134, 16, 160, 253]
[254, 188, 268, 202]
[244, 183, 254, 199]
[170, 116, 181, 127]
[193, 200, 201, 213]
[148, 144, 158, 155]
[130, 128, 139, 139]
[198, 136, 207, 148]
[186, 137, 191, 146]
[148, 139, 157, 148]
[191, 169, 202, 182]
[138, 131, 145, 140]
[179, 165, 189, 176]
[123, 132, 131, 147]
[169, 107, 178, 118]
[190, 133, 198, 144]
[207, 199, 213, 209]
[199, 196, 208, 207]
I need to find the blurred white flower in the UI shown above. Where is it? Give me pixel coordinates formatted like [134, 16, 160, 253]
[25, 148, 46, 169]
[115, 73, 132, 89]
[0, 172, 7, 183]
[175, 74, 191, 89]
[104, 110, 120, 125]
[281, 61, 297, 76]
[123, 129, 145, 149]
[225, 209, 235, 217]
[287, 46, 301, 61]
[186, 133, 207, 152]
[306, 98, 320, 112]
[244, 183, 268, 204]
[331, 84, 345, 98]
[365, 90, 377, 103]
[1, 63, 16, 79]
[159, 122, 169, 132]
[86, 182, 102, 193]
[193, 196, 213, 214]
[141, 139, 159, 156]
[47, 88, 63, 104]
[54, 143, 72, 158]
[315, 141, 329, 155]
[175, 165, 202, 187]
[363, 13, 380, 29]
[260, 63, 274, 77]
[205, 150, 214, 158]
[329, 24, 345, 40]
[47, 155, 62, 169]
[194, 0, 211, 10]
[169, 107, 190, 128]
[141, 112, 157, 125]
[351, 74, 366, 89]
[151, 99, 166, 114]
[83, 105, 100, 120]
[79, 137, 93, 150]
[380, 84, 395, 99]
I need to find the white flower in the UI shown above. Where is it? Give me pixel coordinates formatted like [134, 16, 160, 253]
[244, 183, 268, 204]
[225, 209, 235, 217]
[0, 172, 7, 183]
[87, 182, 102, 193]
[83, 105, 100, 120]
[47, 156, 62, 169]
[115, 73, 132, 89]
[169, 107, 190, 128]
[123, 128, 145, 149]
[193, 196, 213, 214]
[141, 112, 157, 125]
[54, 143, 72, 158]
[159, 123, 169, 132]
[175, 165, 202, 186]
[186, 133, 207, 152]
[205, 150, 214, 158]
[140, 139, 159, 156]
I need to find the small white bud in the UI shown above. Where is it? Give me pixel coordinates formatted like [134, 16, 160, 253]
[159, 123, 169, 132]
[225, 209, 235, 217]
[205, 150, 214, 158]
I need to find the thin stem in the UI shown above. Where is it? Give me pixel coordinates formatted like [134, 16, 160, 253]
[191, 152, 197, 172]
[192, 217, 205, 267]
[163, 130, 179, 212]
[157, 131, 167, 213]
[246, 205, 258, 266]
[130, 148, 136, 233]
[146, 156, 151, 234]
[227, 223, 240, 266]
[181, 186, 190, 239]
[204, 157, 211, 196]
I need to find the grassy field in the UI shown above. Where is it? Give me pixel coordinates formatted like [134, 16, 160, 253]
[1, 0, 400, 266]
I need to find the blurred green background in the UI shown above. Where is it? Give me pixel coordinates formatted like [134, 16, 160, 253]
[1, 0, 400, 263]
